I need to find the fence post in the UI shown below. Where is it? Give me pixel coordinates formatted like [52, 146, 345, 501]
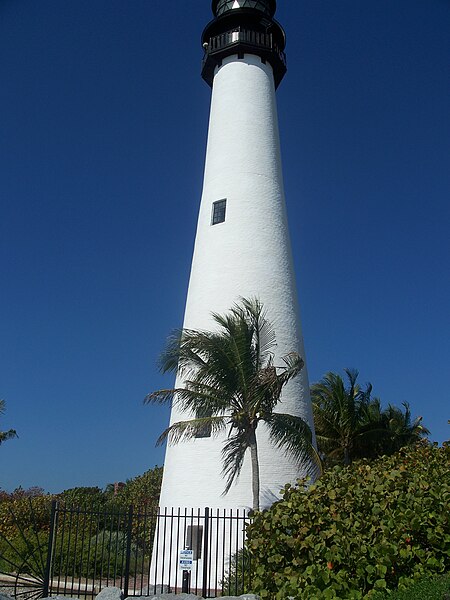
[123, 505, 134, 598]
[201, 507, 210, 598]
[43, 500, 58, 598]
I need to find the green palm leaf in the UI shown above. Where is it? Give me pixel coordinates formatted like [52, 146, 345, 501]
[265, 413, 321, 477]
[157, 416, 227, 446]
[221, 431, 250, 494]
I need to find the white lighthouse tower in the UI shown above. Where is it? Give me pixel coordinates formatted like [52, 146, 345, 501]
[159, 0, 315, 513]
[150, 2, 317, 592]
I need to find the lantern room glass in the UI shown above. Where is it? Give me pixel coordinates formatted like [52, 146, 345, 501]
[215, 0, 272, 17]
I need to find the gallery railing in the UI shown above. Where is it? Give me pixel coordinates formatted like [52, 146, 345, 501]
[204, 28, 286, 68]
[201, 27, 287, 88]
[207, 27, 286, 64]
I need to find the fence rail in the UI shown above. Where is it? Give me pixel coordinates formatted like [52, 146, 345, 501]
[0, 501, 252, 599]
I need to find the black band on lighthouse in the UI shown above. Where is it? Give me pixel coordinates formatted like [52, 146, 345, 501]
[202, 0, 286, 88]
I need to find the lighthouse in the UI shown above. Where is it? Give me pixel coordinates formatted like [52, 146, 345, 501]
[158, 0, 316, 513]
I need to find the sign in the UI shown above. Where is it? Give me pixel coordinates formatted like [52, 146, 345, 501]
[179, 548, 193, 571]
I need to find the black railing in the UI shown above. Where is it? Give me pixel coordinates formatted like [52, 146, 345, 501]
[206, 28, 286, 68]
[0, 501, 252, 599]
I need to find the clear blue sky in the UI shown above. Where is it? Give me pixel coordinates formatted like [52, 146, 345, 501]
[1, 0, 449, 493]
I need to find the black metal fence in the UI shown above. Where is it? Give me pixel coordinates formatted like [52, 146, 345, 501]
[0, 501, 252, 599]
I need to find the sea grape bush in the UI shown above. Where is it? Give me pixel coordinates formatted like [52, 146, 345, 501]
[246, 443, 450, 599]
[372, 573, 450, 600]
[0, 494, 53, 540]
[107, 466, 162, 512]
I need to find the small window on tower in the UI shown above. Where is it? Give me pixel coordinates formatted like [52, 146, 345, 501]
[212, 199, 227, 225]
[195, 422, 212, 438]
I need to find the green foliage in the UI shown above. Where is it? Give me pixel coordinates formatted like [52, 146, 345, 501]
[372, 573, 450, 599]
[108, 466, 163, 511]
[51, 530, 144, 578]
[220, 548, 252, 596]
[246, 443, 450, 599]
[146, 297, 319, 510]
[0, 494, 53, 540]
[312, 370, 429, 466]
[0, 494, 53, 576]
[0, 528, 48, 576]
[105, 467, 163, 552]
[59, 486, 107, 512]
[0, 467, 163, 579]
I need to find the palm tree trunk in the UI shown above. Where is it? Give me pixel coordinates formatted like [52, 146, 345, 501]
[343, 446, 351, 466]
[249, 428, 260, 511]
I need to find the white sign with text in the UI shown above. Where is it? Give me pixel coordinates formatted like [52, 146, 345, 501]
[179, 548, 193, 571]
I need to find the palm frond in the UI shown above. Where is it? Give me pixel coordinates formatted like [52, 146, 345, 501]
[184, 329, 248, 396]
[221, 431, 249, 494]
[0, 429, 17, 445]
[265, 413, 322, 476]
[277, 352, 304, 386]
[178, 383, 231, 415]
[145, 382, 231, 414]
[0, 400, 17, 445]
[157, 416, 227, 446]
[158, 330, 184, 373]
[312, 402, 342, 438]
[344, 368, 359, 395]
[238, 297, 277, 365]
[144, 388, 177, 405]
[314, 433, 341, 454]
[173, 330, 211, 376]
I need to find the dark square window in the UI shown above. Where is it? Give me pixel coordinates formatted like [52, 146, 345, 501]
[195, 422, 212, 438]
[186, 525, 203, 560]
[212, 199, 227, 225]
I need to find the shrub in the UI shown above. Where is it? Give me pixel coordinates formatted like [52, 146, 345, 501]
[220, 548, 252, 596]
[50, 530, 144, 578]
[0, 528, 48, 576]
[246, 443, 450, 599]
[372, 573, 450, 599]
[107, 466, 163, 512]
[0, 467, 163, 580]
[0, 494, 53, 539]
[59, 486, 107, 510]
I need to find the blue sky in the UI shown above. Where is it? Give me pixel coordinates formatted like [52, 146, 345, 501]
[1, 0, 449, 493]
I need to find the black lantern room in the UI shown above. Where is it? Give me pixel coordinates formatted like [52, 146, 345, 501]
[202, 0, 286, 88]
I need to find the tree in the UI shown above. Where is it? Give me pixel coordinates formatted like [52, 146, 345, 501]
[0, 399, 17, 445]
[311, 369, 385, 465]
[380, 402, 429, 454]
[145, 298, 320, 511]
[311, 370, 429, 465]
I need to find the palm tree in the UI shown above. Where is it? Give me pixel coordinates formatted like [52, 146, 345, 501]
[312, 371, 429, 465]
[145, 298, 320, 511]
[380, 402, 429, 454]
[0, 400, 17, 445]
[311, 369, 384, 465]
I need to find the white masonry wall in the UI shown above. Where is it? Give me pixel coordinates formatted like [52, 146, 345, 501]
[158, 53, 315, 513]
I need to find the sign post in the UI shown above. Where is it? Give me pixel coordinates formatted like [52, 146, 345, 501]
[179, 549, 193, 593]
